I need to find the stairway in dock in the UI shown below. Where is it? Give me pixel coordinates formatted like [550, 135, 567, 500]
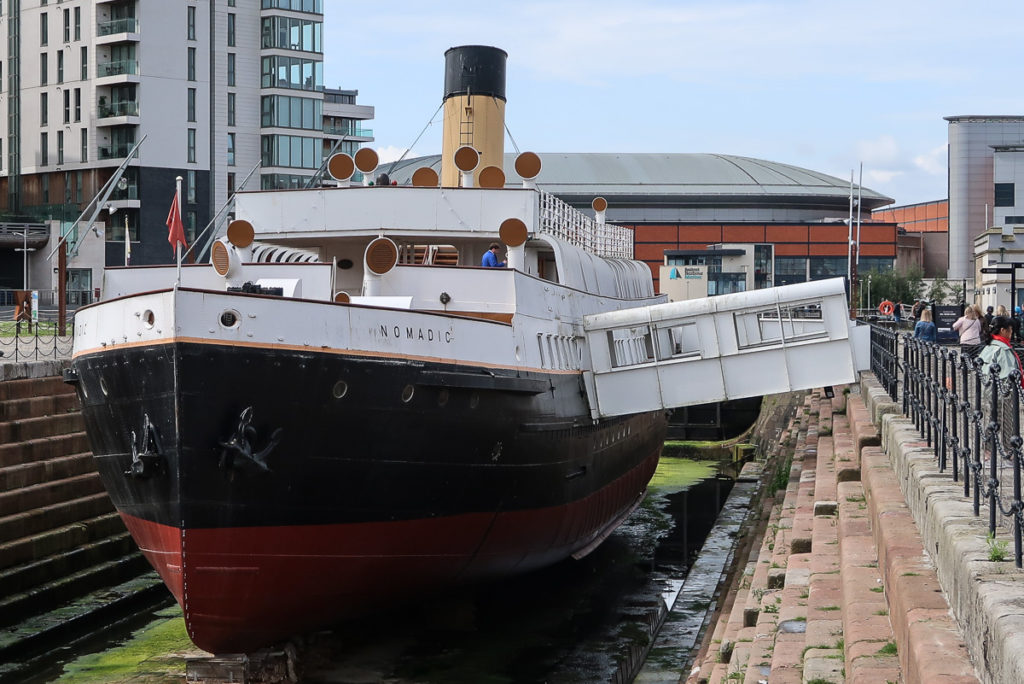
[0, 368, 170, 681]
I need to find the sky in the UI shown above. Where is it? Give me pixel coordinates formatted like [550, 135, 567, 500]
[323, 0, 1024, 207]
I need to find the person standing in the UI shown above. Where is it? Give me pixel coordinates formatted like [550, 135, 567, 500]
[913, 308, 937, 342]
[911, 300, 923, 320]
[893, 301, 902, 326]
[952, 305, 982, 357]
[480, 243, 506, 268]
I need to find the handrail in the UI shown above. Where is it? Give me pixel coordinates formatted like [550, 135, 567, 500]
[871, 325, 1024, 567]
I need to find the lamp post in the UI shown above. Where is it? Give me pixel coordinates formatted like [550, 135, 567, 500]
[13, 229, 36, 290]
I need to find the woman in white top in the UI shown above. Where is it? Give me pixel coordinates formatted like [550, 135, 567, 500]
[952, 305, 982, 357]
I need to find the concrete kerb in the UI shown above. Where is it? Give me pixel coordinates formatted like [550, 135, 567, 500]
[0, 360, 69, 382]
[861, 372, 1024, 684]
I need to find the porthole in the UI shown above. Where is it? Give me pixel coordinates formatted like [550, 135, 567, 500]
[220, 310, 240, 328]
[142, 310, 155, 328]
[401, 384, 415, 403]
[332, 380, 348, 399]
[99, 376, 109, 397]
[338, 258, 354, 270]
[437, 389, 449, 407]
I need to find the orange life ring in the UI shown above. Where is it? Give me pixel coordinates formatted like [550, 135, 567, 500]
[879, 300, 895, 316]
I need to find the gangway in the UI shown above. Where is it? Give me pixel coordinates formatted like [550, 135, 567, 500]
[581, 278, 869, 419]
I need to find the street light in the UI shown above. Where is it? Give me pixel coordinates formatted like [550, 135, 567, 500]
[13, 229, 36, 290]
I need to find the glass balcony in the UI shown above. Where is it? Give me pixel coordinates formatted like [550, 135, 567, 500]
[97, 18, 139, 36]
[98, 100, 139, 117]
[97, 59, 138, 78]
[97, 143, 138, 160]
[323, 124, 373, 137]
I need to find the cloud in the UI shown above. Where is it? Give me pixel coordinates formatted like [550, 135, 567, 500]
[856, 136, 901, 166]
[375, 145, 421, 164]
[913, 145, 947, 175]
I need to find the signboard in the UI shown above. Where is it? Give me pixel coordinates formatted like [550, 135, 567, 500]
[31, 290, 38, 324]
[683, 267, 702, 279]
[933, 304, 961, 343]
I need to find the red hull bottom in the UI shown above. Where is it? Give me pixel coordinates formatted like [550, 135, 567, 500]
[120, 448, 659, 653]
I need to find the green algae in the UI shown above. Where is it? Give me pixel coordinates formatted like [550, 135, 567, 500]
[648, 457, 717, 492]
[55, 606, 200, 683]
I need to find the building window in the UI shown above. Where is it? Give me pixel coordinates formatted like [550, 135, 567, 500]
[1004, 216, 1024, 224]
[775, 256, 807, 286]
[40, 13, 47, 46]
[809, 256, 847, 281]
[995, 183, 1015, 208]
[57, 130, 63, 164]
[261, 134, 320, 169]
[63, 8, 69, 42]
[227, 92, 235, 126]
[227, 172, 236, 195]
[187, 169, 196, 203]
[76, 171, 83, 202]
[42, 174, 49, 202]
[57, 49, 63, 83]
[187, 88, 196, 122]
[40, 92, 48, 125]
[227, 13, 236, 47]
[41, 132, 48, 166]
[261, 54, 322, 90]
[74, 88, 80, 121]
[80, 128, 87, 162]
[187, 6, 196, 40]
[227, 132, 235, 166]
[74, 7, 80, 41]
[187, 128, 196, 163]
[186, 211, 197, 243]
[227, 53, 235, 86]
[228, 0, 235, 6]
[63, 89, 69, 122]
[187, 47, 196, 81]
[260, 94, 322, 130]
[80, 46, 87, 79]
[40, 53, 47, 85]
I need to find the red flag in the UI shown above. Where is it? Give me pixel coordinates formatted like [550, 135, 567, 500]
[166, 190, 188, 252]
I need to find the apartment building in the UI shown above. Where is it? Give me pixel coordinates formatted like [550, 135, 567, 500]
[0, 0, 373, 295]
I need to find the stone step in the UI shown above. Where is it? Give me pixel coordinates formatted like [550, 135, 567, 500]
[0, 492, 114, 546]
[0, 530, 136, 597]
[0, 471, 106, 518]
[860, 443, 979, 684]
[0, 572, 171, 669]
[0, 452, 96, 493]
[0, 411, 85, 443]
[0, 552, 153, 629]
[0, 392, 79, 421]
[0, 375, 73, 402]
[0, 431, 91, 468]
[0, 511, 125, 573]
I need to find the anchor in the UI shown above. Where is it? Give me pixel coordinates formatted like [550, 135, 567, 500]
[218, 406, 282, 473]
[125, 413, 164, 478]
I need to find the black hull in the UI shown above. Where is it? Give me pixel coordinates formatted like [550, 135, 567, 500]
[74, 342, 665, 530]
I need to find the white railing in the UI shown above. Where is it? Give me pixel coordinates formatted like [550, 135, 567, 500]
[537, 190, 633, 259]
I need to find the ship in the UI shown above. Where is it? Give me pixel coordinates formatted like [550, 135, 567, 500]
[68, 46, 671, 653]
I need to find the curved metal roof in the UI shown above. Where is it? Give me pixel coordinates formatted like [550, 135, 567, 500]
[382, 152, 893, 210]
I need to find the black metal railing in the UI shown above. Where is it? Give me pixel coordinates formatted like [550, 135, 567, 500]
[871, 323, 1024, 567]
[0, 322, 75, 362]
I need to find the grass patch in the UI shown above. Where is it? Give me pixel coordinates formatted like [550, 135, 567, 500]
[870, 586, 884, 593]
[987, 532, 1010, 562]
[821, 605, 841, 612]
[877, 641, 898, 656]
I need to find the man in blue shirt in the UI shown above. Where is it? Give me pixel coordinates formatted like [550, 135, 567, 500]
[481, 242, 506, 268]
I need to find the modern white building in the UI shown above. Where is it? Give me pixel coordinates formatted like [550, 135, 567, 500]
[946, 116, 1024, 281]
[0, 0, 373, 300]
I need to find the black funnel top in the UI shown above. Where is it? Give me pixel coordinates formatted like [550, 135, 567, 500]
[443, 45, 507, 102]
